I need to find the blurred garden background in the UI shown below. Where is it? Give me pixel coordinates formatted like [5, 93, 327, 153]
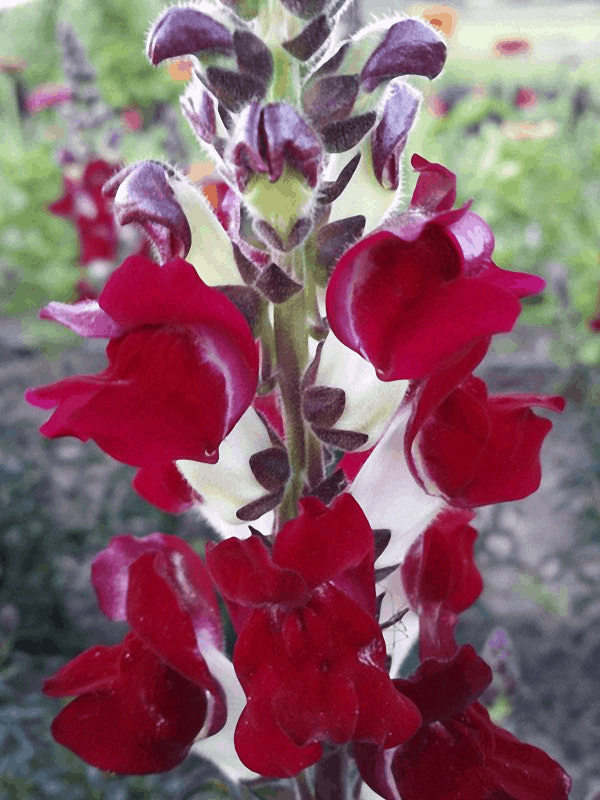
[1, 0, 600, 797]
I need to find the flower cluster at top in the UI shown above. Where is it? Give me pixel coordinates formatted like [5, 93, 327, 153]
[27, 1, 572, 797]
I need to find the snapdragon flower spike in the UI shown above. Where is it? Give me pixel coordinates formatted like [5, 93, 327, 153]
[25, 255, 259, 468]
[206, 494, 422, 777]
[48, 158, 119, 265]
[43, 534, 227, 774]
[355, 646, 572, 800]
[326, 154, 546, 381]
[400, 508, 483, 660]
[406, 374, 567, 508]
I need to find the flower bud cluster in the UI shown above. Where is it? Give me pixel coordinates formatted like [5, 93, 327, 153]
[27, 1, 572, 797]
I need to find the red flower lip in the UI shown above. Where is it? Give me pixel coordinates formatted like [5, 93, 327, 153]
[43, 534, 226, 775]
[326, 155, 545, 382]
[25, 255, 259, 468]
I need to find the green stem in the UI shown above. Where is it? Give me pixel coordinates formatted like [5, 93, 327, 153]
[274, 250, 309, 526]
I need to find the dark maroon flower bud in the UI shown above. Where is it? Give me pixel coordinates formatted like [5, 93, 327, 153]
[371, 81, 420, 189]
[303, 385, 346, 428]
[283, 14, 331, 61]
[103, 161, 191, 263]
[317, 152, 361, 203]
[280, 0, 326, 19]
[302, 74, 360, 127]
[255, 262, 303, 303]
[321, 112, 377, 152]
[206, 67, 267, 112]
[314, 215, 366, 273]
[249, 446, 290, 492]
[146, 6, 233, 66]
[360, 18, 446, 92]
[233, 30, 273, 85]
[180, 81, 217, 144]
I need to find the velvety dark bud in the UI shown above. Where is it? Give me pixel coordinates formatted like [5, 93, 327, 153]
[372, 82, 420, 190]
[360, 18, 446, 92]
[373, 529, 392, 561]
[104, 161, 191, 261]
[305, 468, 347, 505]
[302, 74, 359, 128]
[315, 215, 365, 271]
[207, 67, 266, 112]
[314, 42, 349, 77]
[234, 30, 273, 85]
[233, 243, 261, 284]
[236, 490, 284, 521]
[313, 427, 369, 451]
[216, 285, 262, 329]
[280, 0, 326, 19]
[249, 447, 291, 492]
[286, 217, 313, 249]
[317, 153, 360, 204]
[180, 86, 217, 144]
[232, 101, 268, 191]
[303, 385, 345, 428]
[301, 340, 323, 390]
[147, 7, 233, 66]
[283, 15, 330, 61]
[218, 103, 234, 132]
[321, 112, 377, 153]
[261, 104, 323, 188]
[255, 262, 303, 303]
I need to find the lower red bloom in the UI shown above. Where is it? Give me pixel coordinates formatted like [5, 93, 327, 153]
[355, 647, 571, 800]
[406, 374, 566, 507]
[206, 494, 422, 777]
[43, 534, 226, 774]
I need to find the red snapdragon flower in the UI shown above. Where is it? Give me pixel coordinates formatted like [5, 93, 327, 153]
[405, 373, 566, 508]
[325, 154, 545, 381]
[355, 646, 571, 800]
[206, 494, 422, 777]
[48, 158, 120, 264]
[43, 534, 227, 774]
[400, 507, 483, 660]
[25, 255, 259, 468]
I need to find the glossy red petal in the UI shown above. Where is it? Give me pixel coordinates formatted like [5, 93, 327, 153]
[326, 226, 521, 381]
[206, 535, 309, 607]
[410, 153, 457, 212]
[126, 552, 223, 701]
[132, 463, 199, 514]
[92, 534, 221, 651]
[43, 644, 121, 696]
[272, 494, 374, 590]
[49, 633, 210, 775]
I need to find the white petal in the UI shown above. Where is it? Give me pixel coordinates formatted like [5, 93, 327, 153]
[170, 174, 242, 286]
[350, 406, 445, 568]
[317, 332, 408, 449]
[377, 567, 419, 678]
[177, 408, 272, 526]
[192, 646, 260, 782]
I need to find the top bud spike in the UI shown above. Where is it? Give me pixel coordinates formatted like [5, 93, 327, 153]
[147, 6, 233, 66]
[360, 18, 446, 92]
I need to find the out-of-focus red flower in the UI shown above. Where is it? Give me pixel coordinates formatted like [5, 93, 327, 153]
[25, 81, 72, 113]
[121, 106, 144, 131]
[43, 534, 226, 774]
[494, 38, 531, 57]
[25, 255, 259, 468]
[206, 494, 422, 777]
[48, 158, 119, 264]
[326, 154, 545, 382]
[514, 86, 537, 110]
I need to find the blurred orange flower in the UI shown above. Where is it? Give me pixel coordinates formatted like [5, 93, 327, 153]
[168, 59, 194, 81]
[421, 5, 458, 37]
